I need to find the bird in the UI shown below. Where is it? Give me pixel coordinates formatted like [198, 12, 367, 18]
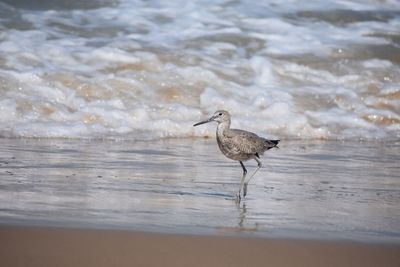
[193, 110, 279, 202]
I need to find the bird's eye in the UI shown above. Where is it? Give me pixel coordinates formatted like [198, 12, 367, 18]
[219, 113, 222, 116]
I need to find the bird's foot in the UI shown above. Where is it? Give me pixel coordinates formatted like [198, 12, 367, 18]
[235, 192, 242, 204]
[243, 183, 248, 197]
[235, 190, 246, 204]
[235, 194, 242, 204]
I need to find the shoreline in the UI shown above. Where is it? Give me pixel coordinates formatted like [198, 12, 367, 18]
[1, 225, 399, 267]
[0, 138, 399, 244]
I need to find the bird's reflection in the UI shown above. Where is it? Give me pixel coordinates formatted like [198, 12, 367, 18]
[237, 202, 247, 228]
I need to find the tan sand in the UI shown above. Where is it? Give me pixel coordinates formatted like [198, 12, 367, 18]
[0, 225, 399, 267]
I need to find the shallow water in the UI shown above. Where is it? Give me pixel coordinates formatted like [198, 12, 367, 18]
[0, 138, 399, 243]
[0, 0, 399, 140]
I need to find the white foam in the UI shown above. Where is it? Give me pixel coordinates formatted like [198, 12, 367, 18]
[363, 59, 393, 69]
[0, 0, 399, 140]
[90, 48, 140, 64]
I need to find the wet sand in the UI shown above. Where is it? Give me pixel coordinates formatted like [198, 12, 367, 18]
[0, 138, 399, 266]
[1, 138, 399, 242]
[1, 225, 399, 267]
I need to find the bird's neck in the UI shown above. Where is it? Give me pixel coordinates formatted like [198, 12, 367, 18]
[216, 120, 230, 137]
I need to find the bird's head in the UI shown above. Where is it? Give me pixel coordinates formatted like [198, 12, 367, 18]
[193, 110, 231, 126]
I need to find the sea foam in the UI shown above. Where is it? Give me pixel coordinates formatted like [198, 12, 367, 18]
[0, 0, 399, 140]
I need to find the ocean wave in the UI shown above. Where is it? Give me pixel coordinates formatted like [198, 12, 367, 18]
[0, 0, 399, 140]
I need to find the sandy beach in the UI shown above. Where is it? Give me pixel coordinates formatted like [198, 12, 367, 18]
[0, 138, 399, 266]
[1, 225, 399, 267]
[1, 138, 399, 242]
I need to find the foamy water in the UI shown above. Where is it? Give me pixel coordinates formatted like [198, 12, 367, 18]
[0, 0, 399, 140]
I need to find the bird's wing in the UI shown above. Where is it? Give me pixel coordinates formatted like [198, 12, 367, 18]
[226, 129, 266, 154]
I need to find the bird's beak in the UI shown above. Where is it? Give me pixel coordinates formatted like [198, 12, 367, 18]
[193, 116, 214, 126]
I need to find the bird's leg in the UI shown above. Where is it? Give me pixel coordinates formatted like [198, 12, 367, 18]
[236, 161, 247, 202]
[243, 157, 262, 197]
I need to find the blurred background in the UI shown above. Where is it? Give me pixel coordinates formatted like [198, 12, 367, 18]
[0, 0, 399, 140]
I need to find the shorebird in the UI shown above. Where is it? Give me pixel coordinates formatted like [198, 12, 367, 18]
[194, 110, 279, 202]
